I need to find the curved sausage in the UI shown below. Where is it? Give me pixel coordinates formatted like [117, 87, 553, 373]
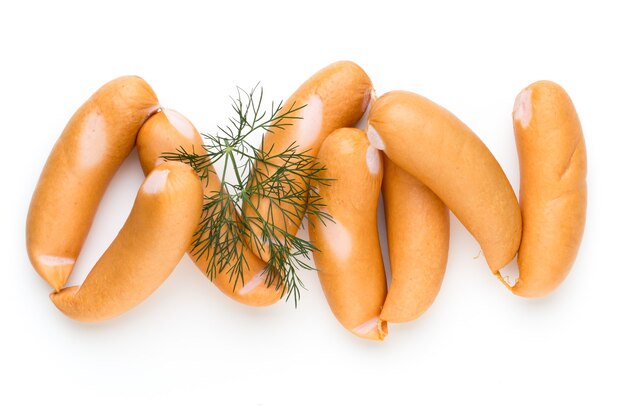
[309, 128, 387, 340]
[511, 81, 587, 297]
[137, 109, 282, 306]
[50, 162, 203, 321]
[367, 91, 522, 276]
[380, 157, 450, 323]
[244, 61, 373, 262]
[27, 76, 160, 291]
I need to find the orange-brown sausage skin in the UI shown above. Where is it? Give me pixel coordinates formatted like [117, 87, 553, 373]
[368, 91, 521, 274]
[50, 162, 203, 322]
[512, 81, 587, 297]
[309, 128, 387, 340]
[137, 110, 282, 306]
[380, 157, 449, 323]
[244, 61, 373, 262]
[27, 76, 159, 291]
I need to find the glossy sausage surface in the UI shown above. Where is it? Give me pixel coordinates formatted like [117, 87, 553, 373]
[245, 61, 373, 262]
[381, 157, 449, 323]
[309, 128, 387, 340]
[137, 109, 283, 306]
[511, 81, 587, 297]
[368, 91, 522, 275]
[27, 76, 160, 290]
[50, 162, 203, 321]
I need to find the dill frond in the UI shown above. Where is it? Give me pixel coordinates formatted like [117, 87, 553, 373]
[162, 84, 332, 305]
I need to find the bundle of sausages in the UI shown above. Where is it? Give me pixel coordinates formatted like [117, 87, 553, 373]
[26, 62, 587, 341]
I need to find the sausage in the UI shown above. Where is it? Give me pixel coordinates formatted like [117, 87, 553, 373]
[309, 128, 387, 340]
[136, 109, 282, 306]
[367, 91, 522, 275]
[510, 81, 587, 297]
[27, 76, 160, 291]
[380, 157, 450, 323]
[50, 162, 203, 321]
[244, 61, 373, 262]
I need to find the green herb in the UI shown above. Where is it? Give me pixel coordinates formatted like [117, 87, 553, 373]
[162, 84, 332, 305]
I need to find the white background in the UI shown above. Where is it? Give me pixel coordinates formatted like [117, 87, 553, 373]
[1, 1, 625, 415]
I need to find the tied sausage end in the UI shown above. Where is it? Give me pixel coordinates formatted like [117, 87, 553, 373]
[350, 317, 387, 341]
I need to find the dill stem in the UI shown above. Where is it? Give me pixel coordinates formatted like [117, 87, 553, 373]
[226, 147, 244, 188]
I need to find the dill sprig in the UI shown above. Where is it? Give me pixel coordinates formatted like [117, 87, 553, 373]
[163, 84, 332, 305]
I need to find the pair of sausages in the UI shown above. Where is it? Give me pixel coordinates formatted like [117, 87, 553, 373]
[309, 125, 450, 340]
[136, 109, 284, 306]
[26, 77, 204, 321]
[308, 128, 449, 340]
[311, 82, 586, 340]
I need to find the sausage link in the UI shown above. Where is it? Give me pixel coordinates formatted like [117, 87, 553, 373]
[50, 162, 203, 321]
[380, 157, 449, 323]
[27, 76, 160, 290]
[511, 81, 587, 297]
[309, 128, 387, 340]
[368, 91, 522, 276]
